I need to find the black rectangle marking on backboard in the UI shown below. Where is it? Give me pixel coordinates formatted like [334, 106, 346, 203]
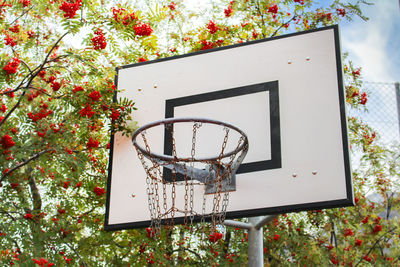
[163, 81, 281, 182]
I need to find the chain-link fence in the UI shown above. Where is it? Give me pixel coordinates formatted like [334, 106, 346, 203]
[348, 82, 400, 147]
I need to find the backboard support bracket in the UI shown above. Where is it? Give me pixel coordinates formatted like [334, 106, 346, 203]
[205, 172, 236, 194]
[224, 215, 278, 267]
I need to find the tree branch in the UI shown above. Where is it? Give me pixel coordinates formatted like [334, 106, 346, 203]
[18, 58, 33, 76]
[254, 0, 266, 38]
[0, 66, 54, 95]
[27, 167, 42, 211]
[270, 15, 298, 38]
[0, 149, 51, 183]
[64, 242, 88, 267]
[354, 228, 396, 267]
[47, 54, 69, 64]
[170, 247, 203, 264]
[0, 32, 68, 128]
[71, 207, 96, 220]
[0, 91, 27, 128]
[25, 86, 52, 97]
[223, 230, 231, 255]
[0, 208, 17, 221]
[9, 4, 35, 25]
[41, 32, 70, 70]
[386, 192, 394, 220]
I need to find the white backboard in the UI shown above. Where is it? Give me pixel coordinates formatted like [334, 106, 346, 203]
[105, 25, 353, 230]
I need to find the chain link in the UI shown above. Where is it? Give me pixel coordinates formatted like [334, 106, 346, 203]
[222, 135, 247, 223]
[184, 163, 189, 226]
[171, 164, 176, 228]
[219, 127, 230, 159]
[212, 128, 230, 228]
[136, 132, 159, 232]
[190, 122, 201, 227]
[162, 181, 167, 213]
[201, 171, 210, 228]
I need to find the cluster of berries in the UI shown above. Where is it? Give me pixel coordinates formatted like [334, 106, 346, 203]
[91, 29, 107, 50]
[3, 58, 21, 75]
[59, 0, 82, 19]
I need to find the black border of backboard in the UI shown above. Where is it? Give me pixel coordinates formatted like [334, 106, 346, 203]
[104, 25, 353, 231]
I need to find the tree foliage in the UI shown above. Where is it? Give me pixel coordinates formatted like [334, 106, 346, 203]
[1, 0, 399, 266]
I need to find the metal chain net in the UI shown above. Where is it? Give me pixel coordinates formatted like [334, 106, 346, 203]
[133, 120, 248, 233]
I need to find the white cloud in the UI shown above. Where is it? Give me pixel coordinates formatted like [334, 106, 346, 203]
[340, 1, 400, 82]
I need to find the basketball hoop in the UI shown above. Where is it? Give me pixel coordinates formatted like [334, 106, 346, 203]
[131, 117, 249, 232]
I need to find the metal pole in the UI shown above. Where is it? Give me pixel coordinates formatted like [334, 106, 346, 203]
[224, 215, 277, 267]
[248, 217, 264, 267]
[395, 82, 400, 142]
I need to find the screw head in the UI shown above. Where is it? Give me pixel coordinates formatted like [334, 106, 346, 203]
[131, 194, 136, 198]
[312, 171, 317, 175]
[288, 60, 292, 64]
[138, 88, 142, 92]
[154, 84, 158, 88]
[292, 173, 297, 178]
[306, 57, 311, 61]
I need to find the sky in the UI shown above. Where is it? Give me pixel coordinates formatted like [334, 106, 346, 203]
[339, 0, 400, 83]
